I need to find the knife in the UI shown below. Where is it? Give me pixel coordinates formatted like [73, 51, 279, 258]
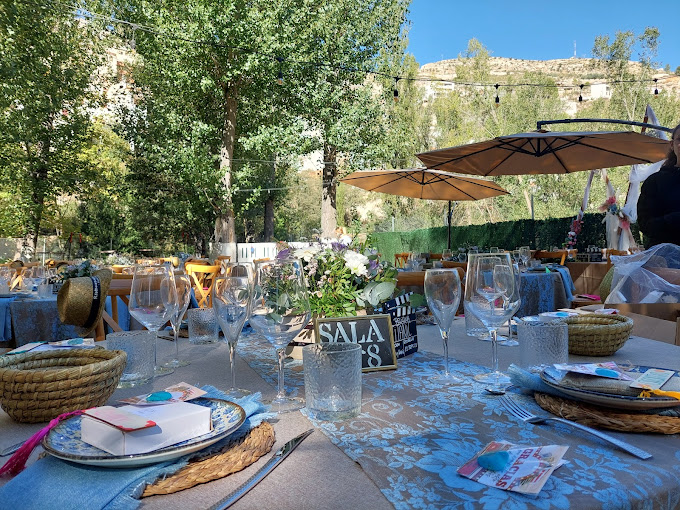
[208, 429, 314, 510]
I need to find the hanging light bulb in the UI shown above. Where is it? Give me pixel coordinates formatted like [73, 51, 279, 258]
[494, 84, 500, 106]
[654, 78, 659, 96]
[578, 84, 584, 102]
[393, 77, 400, 102]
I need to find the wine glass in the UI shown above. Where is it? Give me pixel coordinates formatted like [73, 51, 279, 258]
[442, 249, 453, 261]
[424, 268, 462, 382]
[464, 253, 521, 393]
[519, 246, 531, 267]
[162, 273, 192, 368]
[213, 263, 253, 399]
[249, 258, 311, 413]
[128, 265, 177, 377]
[489, 247, 500, 253]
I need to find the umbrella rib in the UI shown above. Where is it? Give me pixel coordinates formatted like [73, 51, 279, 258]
[573, 139, 663, 164]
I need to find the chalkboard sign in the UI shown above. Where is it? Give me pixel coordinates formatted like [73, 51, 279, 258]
[315, 314, 397, 372]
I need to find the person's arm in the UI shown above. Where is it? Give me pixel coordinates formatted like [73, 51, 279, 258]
[637, 174, 680, 241]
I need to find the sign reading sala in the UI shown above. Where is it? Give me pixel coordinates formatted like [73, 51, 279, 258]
[315, 314, 397, 372]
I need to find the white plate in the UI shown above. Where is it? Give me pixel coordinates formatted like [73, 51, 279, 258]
[42, 398, 245, 468]
[541, 366, 680, 411]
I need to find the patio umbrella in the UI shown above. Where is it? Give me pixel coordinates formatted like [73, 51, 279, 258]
[339, 168, 509, 201]
[340, 168, 509, 248]
[416, 130, 668, 176]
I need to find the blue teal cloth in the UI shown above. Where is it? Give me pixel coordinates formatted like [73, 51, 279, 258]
[0, 296, 16, 343]
[0, 388, 273, 510]
[552, 266, 575, 303]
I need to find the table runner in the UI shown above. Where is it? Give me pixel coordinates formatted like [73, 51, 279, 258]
[517, 272, 569, 318]
[238, 331, 680, 509]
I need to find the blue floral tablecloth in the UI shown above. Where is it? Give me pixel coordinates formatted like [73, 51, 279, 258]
[237, 329, 680, 509]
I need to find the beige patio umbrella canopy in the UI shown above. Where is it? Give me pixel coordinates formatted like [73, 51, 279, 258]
[339, 168, 509, 200]
[416, 130, 669, 176]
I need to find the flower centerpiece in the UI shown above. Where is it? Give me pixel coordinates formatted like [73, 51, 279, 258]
[565, 217, 583, 249]
[277, 239, 398, 318]
[57, 260, 99, 282]
[599, 196, 631, 230]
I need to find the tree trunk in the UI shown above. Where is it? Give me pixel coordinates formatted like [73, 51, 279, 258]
[214, 92, 238, 244]
[321, 143, 338, 238]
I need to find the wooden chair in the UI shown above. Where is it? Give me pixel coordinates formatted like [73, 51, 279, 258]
[252, 258, 271, 265]
[215, 255, 231, 263]
[533, 250, 568, 266]
[95, 274, 133, 341]
[606, 249, 629, 261]
[158, 256, 180, 268]
[185, 263, 221, 308]
[394, 253, 409, 268]
[429, 253, 443, 260]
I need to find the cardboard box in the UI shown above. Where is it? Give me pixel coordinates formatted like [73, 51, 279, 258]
[81, 401, 212, 455]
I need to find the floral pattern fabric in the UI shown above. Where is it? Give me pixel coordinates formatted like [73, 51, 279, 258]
[239, 329, 680, 510]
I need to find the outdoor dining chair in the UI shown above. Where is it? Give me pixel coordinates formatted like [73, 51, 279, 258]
[394, 253, 409, 268]
[185, 263, 221, 308]
[533, 249, 568, 266]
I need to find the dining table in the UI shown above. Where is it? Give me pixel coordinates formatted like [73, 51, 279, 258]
[2, 316, 680, 509]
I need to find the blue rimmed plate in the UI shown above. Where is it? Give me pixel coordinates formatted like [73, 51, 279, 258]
[541, 366, 680, 411]
[42, 398, 245, 468]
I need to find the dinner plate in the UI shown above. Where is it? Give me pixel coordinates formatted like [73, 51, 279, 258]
[541, 366, 680, 411]
[42, 398, 245, 468]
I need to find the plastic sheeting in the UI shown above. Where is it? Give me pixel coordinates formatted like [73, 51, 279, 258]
[605, 243, 680, 305]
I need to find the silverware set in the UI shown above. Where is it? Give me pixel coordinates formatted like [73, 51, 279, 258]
[498, 394, 652, 459]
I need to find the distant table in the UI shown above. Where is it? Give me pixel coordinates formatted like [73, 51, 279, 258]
[516, 269, 570, 317]
[8, 296, 81, 347]
[565, 261, 612, 296]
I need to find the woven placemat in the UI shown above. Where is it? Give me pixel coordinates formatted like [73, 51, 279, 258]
[142, 421, 275, 497]
[534, 393, 680, 435]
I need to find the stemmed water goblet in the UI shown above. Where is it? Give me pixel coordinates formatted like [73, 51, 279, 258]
[249, 258, 311, 414]
[424, 268, 462, 383]
[519, 246, 531, 267]
[442, 249, 453, 261]
[213, 263, 253, 399]
[128, 264, 177, 377]
[162, 273, 192, 368]
[464, 253, 521, 393]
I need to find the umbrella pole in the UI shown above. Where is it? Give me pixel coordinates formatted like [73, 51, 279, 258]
[447, 201, 452, 249]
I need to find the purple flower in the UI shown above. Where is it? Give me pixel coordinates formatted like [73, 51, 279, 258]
[277, 248, 290, 259]
[331, 242, 347, 252]
[368, 259, 379, 271]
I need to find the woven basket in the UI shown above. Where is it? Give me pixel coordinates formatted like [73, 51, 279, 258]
[563, 314, 633, 356]
[0, 348, 126, 423]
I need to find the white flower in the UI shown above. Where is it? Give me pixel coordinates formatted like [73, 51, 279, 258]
[294, 246, 321, 262]
[343, 250, 369, 277]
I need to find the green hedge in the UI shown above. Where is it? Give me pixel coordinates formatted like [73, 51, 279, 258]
[369, 213, 642, 264]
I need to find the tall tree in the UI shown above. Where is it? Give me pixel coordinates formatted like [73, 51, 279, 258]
[0, 1, 107, 254]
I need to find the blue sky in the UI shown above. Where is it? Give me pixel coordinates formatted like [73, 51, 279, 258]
[406, 0, 680, 70]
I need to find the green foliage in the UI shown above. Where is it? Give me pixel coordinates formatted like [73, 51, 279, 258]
[369, 212, 617, 265]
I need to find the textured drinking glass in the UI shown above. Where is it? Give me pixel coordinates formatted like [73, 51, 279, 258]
[188, 308, 219, 344]
[108, 331, 155, 387]
[38, 283, 53, 299]
[303, 343, 362, 421]
[517, 320, 569, 373]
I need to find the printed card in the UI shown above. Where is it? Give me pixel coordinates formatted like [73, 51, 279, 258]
[553, 362, 634, 381]
[6, 342, 46, 355]
[630, 369, 675, 390]
[118, 382, 207, 406]
[83, 406, 156, 432]
[458, 441, 569, 495]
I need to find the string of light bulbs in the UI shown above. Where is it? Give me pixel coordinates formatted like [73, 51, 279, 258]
[22, 0, 676, 105]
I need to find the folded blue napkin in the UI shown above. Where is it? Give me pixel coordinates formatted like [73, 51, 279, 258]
[0, 387, 273, 510]
[551, 266, 576, 303]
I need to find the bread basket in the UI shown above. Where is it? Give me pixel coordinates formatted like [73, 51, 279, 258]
[563, 314, 633, 356]
[0, 348, 126, 423]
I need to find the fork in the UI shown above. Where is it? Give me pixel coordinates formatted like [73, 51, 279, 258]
[499, 395, 652, 460]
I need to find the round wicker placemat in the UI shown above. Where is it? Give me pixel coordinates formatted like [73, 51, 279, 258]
[534, 393, 680, 434]
[142, 422, 275, 497]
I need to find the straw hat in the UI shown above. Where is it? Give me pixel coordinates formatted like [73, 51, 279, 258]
[57, 269, 112, 334]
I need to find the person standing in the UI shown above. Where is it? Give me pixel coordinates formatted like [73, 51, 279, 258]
[637, 123, 680, 248]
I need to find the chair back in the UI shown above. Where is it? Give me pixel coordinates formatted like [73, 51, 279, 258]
[185, 263, 221, 308]
[394, 252, 409, 268]
[606, 249, 629, 261]
[534, 250, 568, 265]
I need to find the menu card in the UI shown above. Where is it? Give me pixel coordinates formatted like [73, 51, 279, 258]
[118, 382, 206, 406]
[458, 441, 568, 495]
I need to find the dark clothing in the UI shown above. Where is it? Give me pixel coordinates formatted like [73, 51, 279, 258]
[637, 165, 680, 248]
